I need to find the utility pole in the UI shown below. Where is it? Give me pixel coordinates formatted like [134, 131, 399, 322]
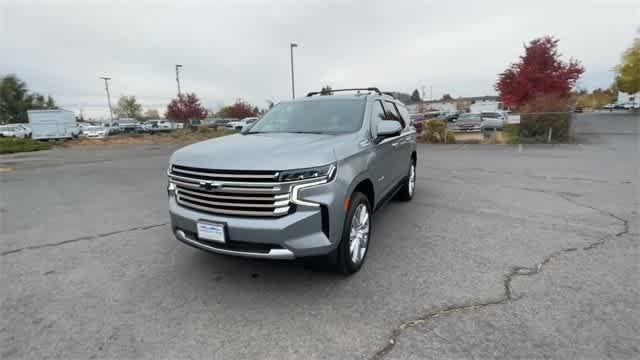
[430, 85, 433, 101]
[175, 64, 183, 97]
[99, 76, 114, 125]
[290, 43, 298, 99]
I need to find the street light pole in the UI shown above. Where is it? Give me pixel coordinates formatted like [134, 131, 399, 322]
[99, 76, 114, 125]
[175, 64, 183, 97]
[290, 43, 298, 99]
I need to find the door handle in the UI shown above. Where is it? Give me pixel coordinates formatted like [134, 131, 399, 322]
[391, 142, 399, 146]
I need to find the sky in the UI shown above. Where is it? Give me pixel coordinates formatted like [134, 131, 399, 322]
[1, 0, 638, 120]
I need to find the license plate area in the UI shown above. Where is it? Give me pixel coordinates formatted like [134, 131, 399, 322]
[197, 222, 226, 243]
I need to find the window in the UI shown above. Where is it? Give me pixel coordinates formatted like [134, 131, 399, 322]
[371, 100, 386, 124]
[249, 99, 366, 134]
[383, 101, 405, 127]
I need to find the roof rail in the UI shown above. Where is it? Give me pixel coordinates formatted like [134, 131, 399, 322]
[306, 87, 383, 97]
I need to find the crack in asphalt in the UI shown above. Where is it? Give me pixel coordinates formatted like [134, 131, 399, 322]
[0, 223, 168, 256]
[370, 189, 629, 360]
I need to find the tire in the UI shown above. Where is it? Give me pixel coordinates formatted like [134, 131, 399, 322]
[331, 192, 372, 274]
[397, 158, 416, 201]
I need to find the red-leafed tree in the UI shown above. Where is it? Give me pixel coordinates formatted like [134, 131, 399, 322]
[496, 36, 584, 109]
[216, 99, 257, 119]
[165, 93, 208, 124]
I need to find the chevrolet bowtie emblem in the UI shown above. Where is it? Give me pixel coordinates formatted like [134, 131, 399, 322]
[199, 181, 221, 191]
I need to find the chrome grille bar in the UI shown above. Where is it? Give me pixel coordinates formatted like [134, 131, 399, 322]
[170, 166, 292, 217]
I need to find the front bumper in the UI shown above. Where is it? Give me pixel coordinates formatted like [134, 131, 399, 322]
[168, 182, 342, 259]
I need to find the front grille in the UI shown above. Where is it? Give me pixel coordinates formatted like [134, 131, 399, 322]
[169, 165, 291, 217]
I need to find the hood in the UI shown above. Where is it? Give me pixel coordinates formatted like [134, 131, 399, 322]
[170, 132, 356, 170]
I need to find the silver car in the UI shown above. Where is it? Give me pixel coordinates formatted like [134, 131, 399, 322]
[480, 112, 507, 130]
[167, 88, 417, 274]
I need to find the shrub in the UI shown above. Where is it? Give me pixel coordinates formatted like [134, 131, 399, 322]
[508, 95, 573, 143]
[0, 137, 51, 154]
[420, 119, 455, 144]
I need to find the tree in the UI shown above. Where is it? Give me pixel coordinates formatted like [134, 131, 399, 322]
[410, 89, 421, 103]
[114, 96, 142, 119]
[575, 88, 616, 109]
[216, 99, 257, 118]
[143, 108, 160, 119]
[495, 36, 584, 109]
[321, 85, 333, 95]
[615, 37, 640, 94]
[0, 74, 57, 123]
[165, 93, 208, 124]
[441, 94, 453, 102]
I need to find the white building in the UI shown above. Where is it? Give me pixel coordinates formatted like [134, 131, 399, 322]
[469, 99, 501, 113]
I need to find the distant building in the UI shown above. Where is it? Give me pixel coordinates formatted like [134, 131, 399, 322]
[407, 95, 502, 114]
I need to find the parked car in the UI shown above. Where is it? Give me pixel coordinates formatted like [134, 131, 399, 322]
[118, 118, 142, 133]
[480, 112, 506, 130]
[102, 123, 121, 135]
[142, 119, 173, 132]
[0, 125, 29, 138]
[14, 124, 32, 138]
[225, 117, 258, 131]
[167, 87, 417, 274]
[453, 113, 482, 132]
[77, 122, 94, 135]
[443, 112, 460, 122]
[83, 126, 107, 138]
[409, 114, 425, 133]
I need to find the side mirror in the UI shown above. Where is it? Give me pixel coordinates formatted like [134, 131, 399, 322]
[377, 120, 402, 138]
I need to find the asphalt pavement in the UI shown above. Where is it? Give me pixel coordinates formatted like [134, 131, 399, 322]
[1, 112, 638, 359]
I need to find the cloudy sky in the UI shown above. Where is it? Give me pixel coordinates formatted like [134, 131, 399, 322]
[1, 0, 638, 119]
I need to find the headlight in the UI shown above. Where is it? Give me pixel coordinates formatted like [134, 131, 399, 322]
[279, 163, 336, 182]
[287, 163, 336, 207]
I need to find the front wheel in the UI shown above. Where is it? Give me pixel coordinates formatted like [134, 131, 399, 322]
[397, 159, 416, 201]
[331, 192, 371, 274]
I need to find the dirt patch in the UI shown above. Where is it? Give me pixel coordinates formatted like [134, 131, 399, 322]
[0, 167, 14, 173]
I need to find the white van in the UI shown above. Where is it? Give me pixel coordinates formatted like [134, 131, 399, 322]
[27, 109, 77, 140]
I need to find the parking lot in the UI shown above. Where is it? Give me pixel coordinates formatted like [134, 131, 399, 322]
[1, 112, 638, 359]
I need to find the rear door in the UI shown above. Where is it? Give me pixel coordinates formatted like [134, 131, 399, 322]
[369, 100, 396, 200]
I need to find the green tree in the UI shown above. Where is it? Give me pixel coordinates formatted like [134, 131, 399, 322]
[45, 96, 56, 109]
[410, 89, 421, 103]
[0, 74, 57, 124]
[321, 85, 333, 95]
[0, 74, 29, 123]
[143, 108, 160, 119]
[114, 95, 143, 119]
[615, 37, 640, 94]
[441, 94, 454, 101]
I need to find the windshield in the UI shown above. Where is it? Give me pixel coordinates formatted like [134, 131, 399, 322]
[248, 99, 365, 134]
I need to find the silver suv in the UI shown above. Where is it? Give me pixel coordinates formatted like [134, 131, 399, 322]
[167, 88, 417, 273]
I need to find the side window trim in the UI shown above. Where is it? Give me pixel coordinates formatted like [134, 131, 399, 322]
[391, 102, 407, 129]
[369, 99, 385, 139]
[383, 100, 405, 128]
